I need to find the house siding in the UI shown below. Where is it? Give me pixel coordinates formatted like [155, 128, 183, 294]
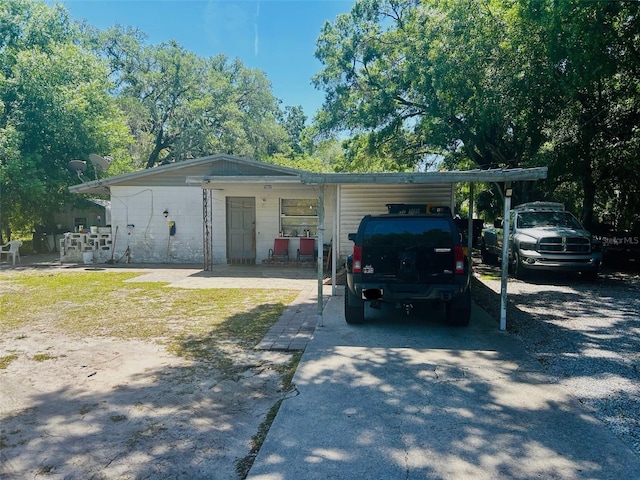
[337, 183, 454, 259]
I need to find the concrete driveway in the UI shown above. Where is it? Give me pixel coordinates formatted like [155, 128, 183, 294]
[248, 294, 640, 480]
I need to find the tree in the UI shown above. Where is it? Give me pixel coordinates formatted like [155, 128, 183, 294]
[313, 0, 551, 171]
[312, 0, 640, 229]
[281, 105, 307, 155]
[530, 0, 640, 229]
[95, 28, 292, 168]
[0, 0, 131, 241]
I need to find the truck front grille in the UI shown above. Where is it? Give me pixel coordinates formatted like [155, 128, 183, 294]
[539, 237, 591, 253]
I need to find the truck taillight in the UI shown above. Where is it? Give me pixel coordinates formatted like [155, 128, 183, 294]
[352, 245, 362, 273]
[454, 246, 465, 274]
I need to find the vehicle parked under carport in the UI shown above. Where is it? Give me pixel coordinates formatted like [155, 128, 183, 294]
[345, 209, 471, 326]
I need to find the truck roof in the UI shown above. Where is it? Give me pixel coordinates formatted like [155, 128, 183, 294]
[512, 201, 565, 212]
[385, 204, 452, 215]
[369, 213, 454, 220]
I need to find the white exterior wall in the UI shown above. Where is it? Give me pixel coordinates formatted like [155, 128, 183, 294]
[110, 186, 203, 263]
[336, 183, 454, 260]
[109, 183, 336, 265]
[109, 182, 451, 265]
[206, 183, 336, 265]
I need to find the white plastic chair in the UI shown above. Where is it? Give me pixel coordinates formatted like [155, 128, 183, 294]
[0, 240, 22, 265]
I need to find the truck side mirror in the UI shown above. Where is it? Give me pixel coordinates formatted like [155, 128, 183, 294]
[494, 219, 503, 228]
[348, 233, 357, 242]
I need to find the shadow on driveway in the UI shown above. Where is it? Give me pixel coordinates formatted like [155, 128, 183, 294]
[248, 292, 640, 480]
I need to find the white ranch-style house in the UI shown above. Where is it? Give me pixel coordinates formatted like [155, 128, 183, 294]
[69, 154, 547, 329]
[69, 154, 464, 267]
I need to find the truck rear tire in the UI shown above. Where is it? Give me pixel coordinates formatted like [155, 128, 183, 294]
[480, 242, 497, 265]
[445, 290, 471, 326]
[344, 287, 365, 324]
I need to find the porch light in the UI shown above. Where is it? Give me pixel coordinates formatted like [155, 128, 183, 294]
[505, 182, 513, 197]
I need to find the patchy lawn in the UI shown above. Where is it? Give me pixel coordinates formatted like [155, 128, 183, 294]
[0, 270, 302, 479]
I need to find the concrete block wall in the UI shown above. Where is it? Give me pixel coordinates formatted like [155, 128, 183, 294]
[105, 184, 337, 265]
[110, 186, 203, 264]
[59, 231, 113, 264]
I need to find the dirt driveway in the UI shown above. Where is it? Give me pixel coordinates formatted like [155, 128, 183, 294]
[472, 262, 640, 455]
[0, 262, 314, 479]
[1, 333, 296, 479]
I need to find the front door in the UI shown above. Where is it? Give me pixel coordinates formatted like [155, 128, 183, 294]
[226, 197, 256, 264]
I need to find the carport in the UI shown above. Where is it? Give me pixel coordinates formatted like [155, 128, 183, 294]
[300, 167, 548, 330]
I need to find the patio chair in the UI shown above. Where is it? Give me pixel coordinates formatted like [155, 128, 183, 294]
[0, 240, 23, 265]
[268, 238, 289, 262]
[297, 237, 315, 265]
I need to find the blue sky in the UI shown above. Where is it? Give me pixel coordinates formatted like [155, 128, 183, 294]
[58, 0, 355, 121]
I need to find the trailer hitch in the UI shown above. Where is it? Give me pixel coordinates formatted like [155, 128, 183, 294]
[397, 302, 414, 316]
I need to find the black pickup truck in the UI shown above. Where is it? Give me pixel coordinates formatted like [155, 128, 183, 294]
[345, 212, 471, 326]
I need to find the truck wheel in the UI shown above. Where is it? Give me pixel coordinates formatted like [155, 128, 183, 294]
[344, 287, 365, 324]
[511, 252, 526, 279]
[480, 242, 497, 265]
[445, 290, 471, 326]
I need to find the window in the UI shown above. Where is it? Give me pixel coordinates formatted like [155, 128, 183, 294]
[280, 199, 318, 237]
[74, 217, 87, 231]
[364, 218, 452, 248]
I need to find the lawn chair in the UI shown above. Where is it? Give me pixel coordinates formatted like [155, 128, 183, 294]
[0, 240, 23, 265]
[297, 237, 315, 265]
[268, 238, 289, 262]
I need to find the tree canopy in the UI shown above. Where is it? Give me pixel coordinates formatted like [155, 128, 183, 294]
[0, 0, 325, 241]
[0, 0, 131, 240]
[313, 0, 640, 229]
[91, 26, 295, 168]
[3, 0, 638, 241]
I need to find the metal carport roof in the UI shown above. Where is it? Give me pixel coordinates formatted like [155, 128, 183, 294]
[299, 167, 548, 185]
[299, 167, 549, 331]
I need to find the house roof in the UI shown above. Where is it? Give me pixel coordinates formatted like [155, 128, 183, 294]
[69, 154, 548, 195]
[68, 154, 303, 195]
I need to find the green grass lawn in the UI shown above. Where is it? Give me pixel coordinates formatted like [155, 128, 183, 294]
[1, 270, 305, 478]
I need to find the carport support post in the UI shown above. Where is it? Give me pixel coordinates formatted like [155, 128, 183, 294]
[317, 186, 325, 327]
[467, 182, 474, 267]
[500, 183, 512, 331]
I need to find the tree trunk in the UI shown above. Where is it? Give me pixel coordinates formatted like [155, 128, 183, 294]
[146, 128, 165, 169]
[578, 114, 596, 230]
[581, 160, 596, 230]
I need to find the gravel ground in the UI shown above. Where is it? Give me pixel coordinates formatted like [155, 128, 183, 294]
[471, 261, 640, 456]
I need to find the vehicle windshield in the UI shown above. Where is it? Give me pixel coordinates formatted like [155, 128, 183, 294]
[517, 211, 583, 229]
[364, 218, 453, 248]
